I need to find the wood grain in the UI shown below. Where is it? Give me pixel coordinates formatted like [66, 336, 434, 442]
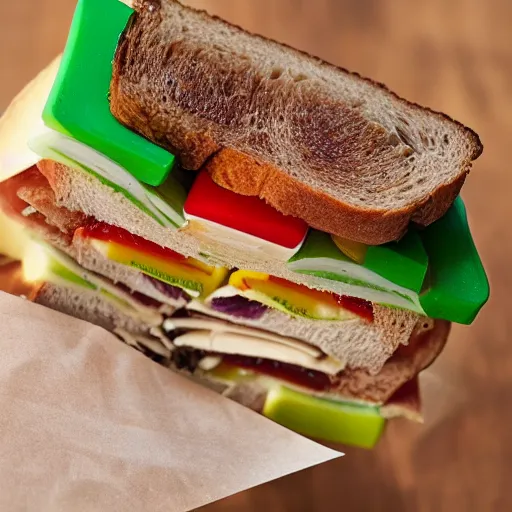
[0, 1, 511, 510]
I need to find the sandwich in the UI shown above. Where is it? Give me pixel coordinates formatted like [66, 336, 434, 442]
[0, 0, 489, 449]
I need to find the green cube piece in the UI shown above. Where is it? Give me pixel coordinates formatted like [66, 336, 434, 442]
[263, 385, 386, 449]
[365, 229, 428, 293]
[42, 0, 174, 186]
[419, 196, 489, 324]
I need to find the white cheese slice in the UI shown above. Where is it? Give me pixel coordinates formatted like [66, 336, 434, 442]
[114, 328, 172, 359]
[164, 316, 323, 359]
[183, 213, 306, 261]
[173, 329, 344, 375]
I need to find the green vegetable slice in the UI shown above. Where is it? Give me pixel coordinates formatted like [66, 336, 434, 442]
[288, 231, 424, 313]
[365, 229, 428, 292]
[263, 385, 385, 449]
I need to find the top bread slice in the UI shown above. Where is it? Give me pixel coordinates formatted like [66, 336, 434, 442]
[110, 0, 482, 244]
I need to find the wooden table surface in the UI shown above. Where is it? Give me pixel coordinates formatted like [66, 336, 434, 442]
[1, 1, 510, 510]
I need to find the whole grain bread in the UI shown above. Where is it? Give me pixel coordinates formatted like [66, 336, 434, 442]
[73, 230, 423, 376]
[329, 320, 449, 404]
[30, 280, 441, 413]
[31, 282, 175, 360]
[31, 282, 152, 336]
[36, 159, 430, 374]
[110, 0, 482, 244]
[218, 319, 447, 406]
[37, 158, 422, 306]
[0, 167, 187, 309]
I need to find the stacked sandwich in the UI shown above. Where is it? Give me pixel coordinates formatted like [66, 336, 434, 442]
[0, 0, 488, 448]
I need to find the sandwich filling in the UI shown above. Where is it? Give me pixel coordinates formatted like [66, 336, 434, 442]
[76, 221, 228, 298]
[0, 164, 434, 398]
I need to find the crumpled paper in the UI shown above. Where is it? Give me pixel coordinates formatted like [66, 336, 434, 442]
[0, 292, 340, 512]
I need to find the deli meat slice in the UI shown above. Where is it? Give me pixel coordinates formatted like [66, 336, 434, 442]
[0, 167, 87, 247]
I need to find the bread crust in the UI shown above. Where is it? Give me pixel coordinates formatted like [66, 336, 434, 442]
[111, 0, 483, 244]
[205, 148, 469, 244]
[329, 319, 450, 403]
[380, 377, 423, 422]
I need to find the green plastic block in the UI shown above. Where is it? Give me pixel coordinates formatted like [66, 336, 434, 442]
[263, 386, 386, 449]
[419, 196, 489, 324]
[43, 0, 174, 186]
[365, 229, 428, 293]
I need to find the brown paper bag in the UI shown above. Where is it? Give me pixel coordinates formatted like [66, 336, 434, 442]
[0, 292, 340, 512]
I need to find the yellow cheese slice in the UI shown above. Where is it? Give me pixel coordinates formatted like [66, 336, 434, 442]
[228, 270, 355, 321]
[90, 238, 228, 298]
[0, 211, 33, 261]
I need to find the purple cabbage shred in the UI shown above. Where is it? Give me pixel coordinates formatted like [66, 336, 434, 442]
[211, 295, 267, 320]
[143, 275, 189, 301]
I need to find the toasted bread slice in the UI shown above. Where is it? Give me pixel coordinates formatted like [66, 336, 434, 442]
[110, 0, 482, 244]
[331, 320, 449, 404]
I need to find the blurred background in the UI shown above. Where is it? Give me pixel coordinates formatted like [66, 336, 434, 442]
[1, 1, 511, 510]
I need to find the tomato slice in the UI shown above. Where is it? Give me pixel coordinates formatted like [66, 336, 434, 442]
[78, 221, 186, 262]
[269, 275, 374, 322]
[334, 295, 374, 323]
[184, 171, 308, 249]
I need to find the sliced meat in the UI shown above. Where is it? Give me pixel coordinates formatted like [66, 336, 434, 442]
[17, 178, 87, 234]
[0, 167, 88, 250]
[0, 167, 66, 244]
